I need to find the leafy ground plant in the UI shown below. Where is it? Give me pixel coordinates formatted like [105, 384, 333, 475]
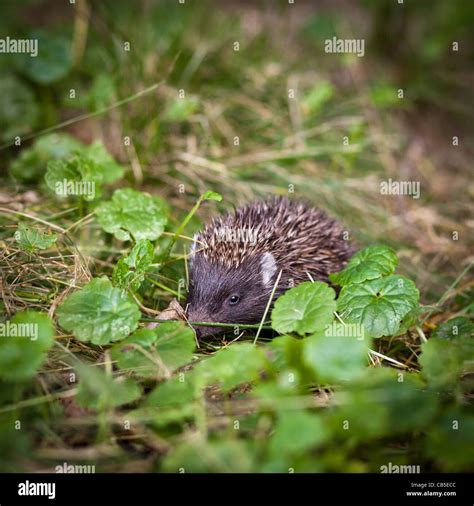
[0, 187, 472, 473]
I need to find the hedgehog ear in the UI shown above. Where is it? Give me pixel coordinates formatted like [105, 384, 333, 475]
[260, 252, 277, 287]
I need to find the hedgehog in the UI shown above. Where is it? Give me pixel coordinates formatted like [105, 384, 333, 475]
[186, 196, 356, 338]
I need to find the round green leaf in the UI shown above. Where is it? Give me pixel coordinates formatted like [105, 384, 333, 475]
[0, 75, 39, 141]
[194, 343, 268, 392]
[78, 142, 124, 184]
[268, 335, 304, 371]
[152, 322, 196, 370]
[10, 133, 82, 182]
[0, 312, 55, 381]
[145, 374, 197, 407]
[395, 307, 420, 335]
[268, 411, 330, 456]
[111, 328, 157, 376]
[329, 245, 398, 286]
[96, 188, 168, 241]
[45, 156, 104, 201]
[330, 369, 438, 440]
[162, 440, 253, 473]
[432, 316, 473, 341]
[111, 322, 196, 378]
[425, 409, 474, 471]
[15, 32, 72, 84]
[271, 281, 336, 336]
[14, 224, 57, 253]
[45, 159, 77, 192]
[56, 277, 140, 345]
[337, 275, 419, 338]
[75, 363, 141, 411]
[420, 334, 473, 388]
[303, 330, 370, 383]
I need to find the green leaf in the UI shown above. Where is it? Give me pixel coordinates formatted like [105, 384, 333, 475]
[34, 133, 83, 159]
[112, 239, 154, 291]
[45, 157, 103, 201]
[152, 322, 196, 370]
[194, 343, 268, 392]
[395, 307, 421, 335]
[419, 340, 460, 387]
[432, 316, 473, 340]
[419, 335, 473, 388]
[43, 141, 123, 198]
[268, 335, 304, 371]
[0, 312, 55, 381]
[15, 32, 72, 84]
[0, 75, 39, 142]
[266, 335, 316, 389]
[10, 133, 83, 182]
[268, 411, 329, 456]
[271, 281, 336, 336]
[111, 322, 195, 378]
[329, 245, 398, 286]
[425, 408, 474, 471]
[303, 329, 370, 383]
[162, 439, 253, 472]
[132, 404, 196, 429]
[201, 191, 222, 202]
[337, 275, 419, 338]
[45, 159, 78, 191]
[87, 74, 117, 111]
[0, 415, 31, 471]
[111, 328, 156, 376]
[253, 372, 300, 402]
[56, 277, 140, 345]
[303, 13, 337, 43]
[77, 142, 124, 184]
[14, 224, 57, 253]
[75, 364, 141, 411]
[163, 95, 199, 122]
[330, 369, 438, 440]
[300, 80, 334, 116]
[145, 374, 196, 407]
[96, 188, 168, 241]
[370, 82, 403, 109]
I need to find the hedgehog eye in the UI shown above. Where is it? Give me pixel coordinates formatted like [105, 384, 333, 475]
[228, 294, 240, 305]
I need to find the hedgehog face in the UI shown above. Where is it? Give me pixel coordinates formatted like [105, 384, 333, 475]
[186, 252, 277, 338]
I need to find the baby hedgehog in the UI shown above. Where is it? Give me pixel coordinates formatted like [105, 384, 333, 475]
[186, 196, 356, 338]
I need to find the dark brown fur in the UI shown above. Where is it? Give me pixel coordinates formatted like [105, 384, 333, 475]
[186, 197, 356, 338]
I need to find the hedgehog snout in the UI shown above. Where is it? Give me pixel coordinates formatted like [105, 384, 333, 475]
[194, 324, 219, 339]
[186, 304, 217, 339]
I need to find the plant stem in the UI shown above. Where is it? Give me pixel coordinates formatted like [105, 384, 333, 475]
[161, 194, 207, 265]
[254, 269, 282, 345]
[145, 277, 181, 298]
